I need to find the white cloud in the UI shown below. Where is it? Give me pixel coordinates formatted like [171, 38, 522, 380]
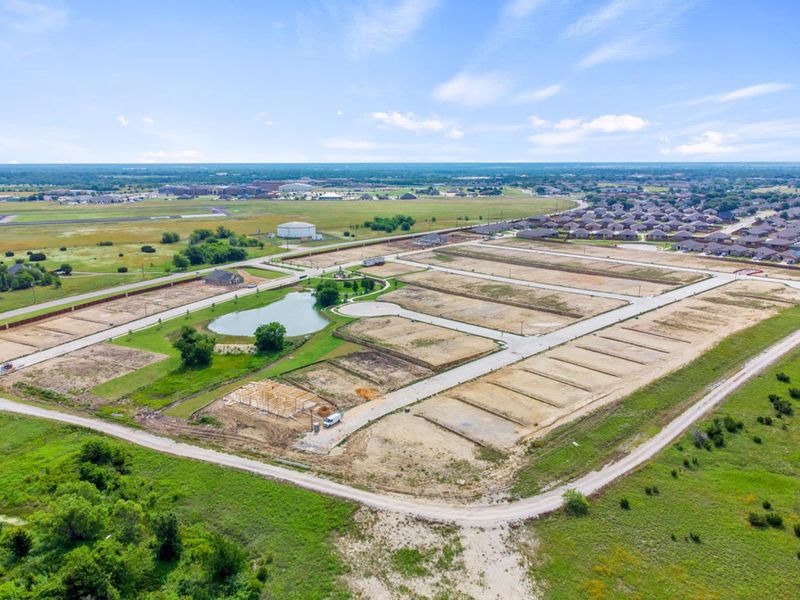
[669, 130, 736, 155]
[336, 110, 344, 116]
[513, 83, 563, 104]
[566, 0, 641, 38]
[686, 82, 791, 105]
[138, 149, 203, 163]
[253, 112, 274, 126]
[370, 111, 445, 133]
[578, 33, 671, 69]
[528, 114, 649, 147]
[348, 0, 440, 57]
[583, 114, 648, 132]
[445, 128, 464, 139]
[432, 71, 512, 107]
[528, 116, 550, 128]
[322, 138, 378, 150]
[116, 115, 129, 127]
[0, 0, 67, 34]
[142, 116, 154, 125]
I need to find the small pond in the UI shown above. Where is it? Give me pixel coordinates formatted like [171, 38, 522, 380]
[208, 292, 328, 337]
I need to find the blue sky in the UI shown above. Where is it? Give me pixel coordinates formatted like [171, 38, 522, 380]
[0, 0, 798, 163]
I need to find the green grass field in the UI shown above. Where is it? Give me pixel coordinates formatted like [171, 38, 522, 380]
[0, 414, 356, 599]
[529, 349, 800, 599]
[513, 305, 800, 497]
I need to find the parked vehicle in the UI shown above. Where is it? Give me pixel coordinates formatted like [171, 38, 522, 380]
[0, 362, 14, 374]
[322, 412, 342, 428]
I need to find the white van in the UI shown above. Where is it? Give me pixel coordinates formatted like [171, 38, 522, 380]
[322, 412, 342, 428]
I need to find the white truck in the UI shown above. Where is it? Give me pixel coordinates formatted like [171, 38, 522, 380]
[322, 412, 342, 428]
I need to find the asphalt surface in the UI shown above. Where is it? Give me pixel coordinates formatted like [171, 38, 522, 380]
[2, 326, 798, 526]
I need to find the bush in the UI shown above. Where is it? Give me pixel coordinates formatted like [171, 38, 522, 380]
[4, 250, 13, 257]
[153, 513, 182, 561]
[97, 241, 113, 246]
[29, 252, 46, 262]
[794, 523, 800, 538]
[753, 435, 762, 444]
[763, 500, 772, 510]
[161, 231, 180, 244]
[563, 489, 589, 516]
[619, 498, 630, 510]
[59, 263, 73, 275]
[766, 512, 783, 528]
[1, 528, 32, 558]
[60, 246, 67, 251]
[141, 245, 156, 253]
[776, 372, 790, 383]
[254, 322, 286, 352]
[723, 415, 744, 433]
[789, 388, 800, 399]
[117, 266, 128, 273]
[748, 512, 767, 527]
[769, 395, 793, 416]
[172, 253, 190, 270]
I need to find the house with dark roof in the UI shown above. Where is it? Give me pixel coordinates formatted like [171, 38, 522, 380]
[704, 231, 731, 243]
[615, 229, 639, 240]
[646, 230, 669, 242]
[203, 270, 244, 287]
[517, 228, 558, 240]
[414, 233, 447, 247]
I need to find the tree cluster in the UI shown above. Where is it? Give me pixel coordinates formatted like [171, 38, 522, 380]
[362, 215, 415, 232]
[173, 326, 216, 368]
[314, 280, 340, 307]
[0, 439, 262, 599]
[0, 262, 61, 292]
[172, 226, 261, 269]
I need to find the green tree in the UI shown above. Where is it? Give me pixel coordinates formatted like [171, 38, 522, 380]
[161, 231, 180, 243]
[315, 280, 340, 307]
[1, 528, 32, 559]
[254, 322, 286, 352]
[205, 534, 246, 583]
[172, 253, 190, 270]
[59, 263, 73, 275]
[153, 513, 182, 562]
[59, 546, 118, 600]
[111, 500, 146, 545]
[173, 326, 216, 368]
[45, 493, 108, 546]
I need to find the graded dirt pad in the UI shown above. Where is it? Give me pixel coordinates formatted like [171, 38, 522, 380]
[330, 350, 433, 389]
[454, 243, 703, 286]
[284, 362, 385, 409]
[201, 397, 310, 449]
[397, 269, 626, 317]
[409, 251, 668, 296]
[337, 315, 498, 370]
[494, 238, 800, 280]
[415, 396, 530, 450]
[284, 240, 414, 268]
[1, 343, 165, 404]
[335, 411, 493, 498]
[0, 281, 223, 362]
[222, 379, 326, 418]
[382, 286, 572, 335]
[360, 262, 423, 278]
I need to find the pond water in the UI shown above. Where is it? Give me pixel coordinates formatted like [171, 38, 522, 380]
[208, 292, 328, 337]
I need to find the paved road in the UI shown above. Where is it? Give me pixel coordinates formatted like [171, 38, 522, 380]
[2, 326, 797, 526]
[0, 207, 228, 227]
[336, 301, 522, 342]
[297, 273, 732, 453]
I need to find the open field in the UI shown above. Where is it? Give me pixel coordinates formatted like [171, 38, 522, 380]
[383, 270, 626, 334]
[528, 347, 800, 599]
[500, 238, 800, 280]
[284, 240, 415, 268]
[0, 414, 356, 599]
[0, 281, 223, 363]
[360, 261, 425, 277]
[336, 315, 498, 371]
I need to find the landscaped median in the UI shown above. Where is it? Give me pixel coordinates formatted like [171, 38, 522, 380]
[513, 303, 800, 497]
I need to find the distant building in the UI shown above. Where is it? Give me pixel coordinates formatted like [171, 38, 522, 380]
[203, 270, 244, 287]
[362, 256, 385, 267]
[414, 233, 447, 247]
[277, 221, 316, 238]
[399, 193, 418, 200]
[278, 183, 314, 193]
[318, 192, 343, 200]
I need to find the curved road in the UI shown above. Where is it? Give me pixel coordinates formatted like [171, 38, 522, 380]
[2, 327, 798, 526]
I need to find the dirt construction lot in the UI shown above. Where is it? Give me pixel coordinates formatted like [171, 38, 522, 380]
[336, 316, 498, 370]
[408, 251, 668, 296]
[1, 343, 165, 407]
[382, 270, 626, 335]
[284, 240, 414, 269]
[496, 238, 800, 280]
[335, 280, 800, 486]
[0, 282, 222, 362]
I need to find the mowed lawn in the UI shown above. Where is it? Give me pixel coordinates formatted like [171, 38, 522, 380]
[513, 305, 800, 496]
[0, 414, 357, 600]
[529, 350, 800, 599]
